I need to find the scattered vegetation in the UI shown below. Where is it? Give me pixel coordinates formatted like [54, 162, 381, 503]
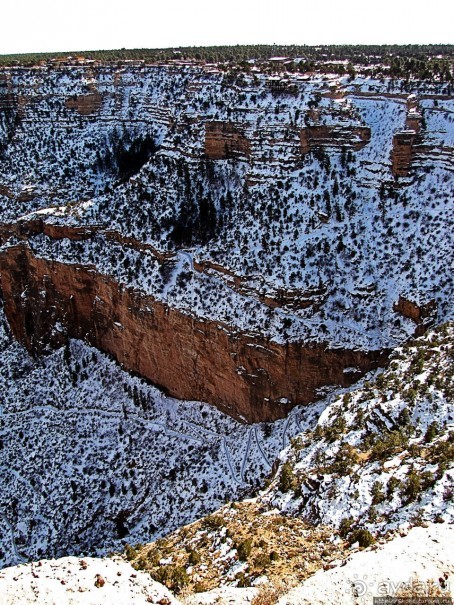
[0, 45, 452, 82]
[348, 528, 375, 548]
[261, 323, 453, 538]
[127, 501, 346, 596]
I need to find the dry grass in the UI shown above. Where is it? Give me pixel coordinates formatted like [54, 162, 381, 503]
[396, 574, 451, 598]
[251, 580, 292, 605]
[128, 500, 347, 596]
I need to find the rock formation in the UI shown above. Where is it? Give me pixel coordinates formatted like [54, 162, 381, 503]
[0, 62, 452, 423]
[65, 91, 103, 115]
[0, 242, 385, 423]
[300, 125, 371, 153]
[205, 121, 250, 160]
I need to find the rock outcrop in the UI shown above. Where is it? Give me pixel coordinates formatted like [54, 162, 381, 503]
[300, 125, 370, 153]
[0, 242, 386, 423]
[393, 295, 437, 335]
[391, 95, 424, 178]
[205, 121, 250, 160]
[65, 91, 103, 115]
[391, 130, 420, 177]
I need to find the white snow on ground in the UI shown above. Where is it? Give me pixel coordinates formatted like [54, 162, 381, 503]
[261, 323, 454, 534]
[0, 304, 321, 568]
[277, 523, 453, 605]
[1, 524, 451, 605]
[0, 555, 180, 605]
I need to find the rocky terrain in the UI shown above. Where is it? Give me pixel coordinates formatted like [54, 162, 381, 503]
[0, 50, 453, 603]
[263, 323, 454, 535]
[121, 324, 453, 600]
[0, 555, 179, 605]
[0, 61, 453, 422]
[1, 521, 451, 605]
[0, 300, 317, 568]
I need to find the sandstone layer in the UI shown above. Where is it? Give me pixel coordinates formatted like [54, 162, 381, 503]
[393, 295, 437, 335]
[300, 126, 371, 153]
[65, 91, 103, 115]
[391, 131, 420, 177]
[205, 121, 251, 160]
[0, 243, 386, 423]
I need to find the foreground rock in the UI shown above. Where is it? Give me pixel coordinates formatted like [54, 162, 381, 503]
[278, 524, 453, 605]
[0, 555, 180, 605]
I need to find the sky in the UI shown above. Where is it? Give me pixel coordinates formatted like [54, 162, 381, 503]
[1, 0, 453, 55]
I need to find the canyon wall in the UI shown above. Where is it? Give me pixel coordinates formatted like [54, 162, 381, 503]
[205, 121, 251, 160]
[0, 243, 386, 423]
[300, 126, 371, 153]
[391, 131, 420, 177]
[0, 65, 452, 423]
[65, 91, 103, 115]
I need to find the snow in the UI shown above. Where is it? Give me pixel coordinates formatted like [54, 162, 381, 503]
[184, 585, 257, 604]
[277, 524, 453, 605]
[260, 323, 454, 533]
[1, 66, 452, 352]
[0, 64, 452, 602]
[0, 304, 321, 568]
[0, 555, 180, 605]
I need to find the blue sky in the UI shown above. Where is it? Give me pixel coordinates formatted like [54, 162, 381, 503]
[1, 0, 453, 55]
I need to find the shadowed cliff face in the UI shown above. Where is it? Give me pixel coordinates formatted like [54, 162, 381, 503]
[205, 121, 251, 160]
[0, 243, 386, 423]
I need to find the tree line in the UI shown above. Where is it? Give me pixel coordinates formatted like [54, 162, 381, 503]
[0, 44, 452, 82]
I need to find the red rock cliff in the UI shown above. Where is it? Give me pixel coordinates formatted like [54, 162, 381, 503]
[393, 295, 437, 335]
[0, 243, 386, 423]
[391, 131, 419, 177]
[205, 121, 251, 160]
[65, 91, 103, 115]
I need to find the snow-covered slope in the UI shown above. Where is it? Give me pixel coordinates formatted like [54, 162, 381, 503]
[1, 518, 451, 605]
[0, 555, 179, 605]
[261, 323, 454, 534]
[110, 325, 453, 603]
[0, 303, 318, 569]
[278, 523, 453, 605]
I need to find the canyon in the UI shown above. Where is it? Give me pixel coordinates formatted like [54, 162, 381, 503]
[0, 63, 452, 425]
[0, 48, 452, 605]
[0, 241, 385, 423]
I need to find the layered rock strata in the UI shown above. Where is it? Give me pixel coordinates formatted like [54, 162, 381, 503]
[205, 121, 251, 160]
[393, 295, 437, 335]
[0, 242, 386, 423]
[65, 91, 103, 115]
[300, 126, 371, 153]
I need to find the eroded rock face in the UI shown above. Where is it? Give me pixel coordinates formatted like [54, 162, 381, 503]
[391, 95, 424, 178]
[205, 121, 251, 160]
[300, 126, 371, 153]
[393, 295, 437, 335]
[65, 91, 103, 115]
[391, 131, 419, 177]
[0, 243, 386, 423]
